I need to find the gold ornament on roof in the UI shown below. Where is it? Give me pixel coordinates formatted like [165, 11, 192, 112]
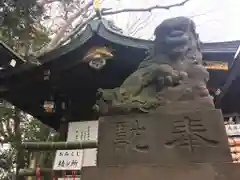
[82, 46, 113, 70]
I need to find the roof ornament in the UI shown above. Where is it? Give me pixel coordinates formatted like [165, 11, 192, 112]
[82, 46, 114, 70]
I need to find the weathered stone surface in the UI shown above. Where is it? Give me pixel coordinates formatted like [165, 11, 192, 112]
[97, 109, 231, 166]
[96, 17, 211, 116]
[82, 163, 240, 180]
[155, 97, 215, 113]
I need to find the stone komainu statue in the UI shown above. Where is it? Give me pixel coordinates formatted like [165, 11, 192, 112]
[96, 17, 212, 115]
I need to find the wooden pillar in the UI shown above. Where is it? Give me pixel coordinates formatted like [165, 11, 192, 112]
[57, 117, 69, 178]
[15, 108, 25, 180]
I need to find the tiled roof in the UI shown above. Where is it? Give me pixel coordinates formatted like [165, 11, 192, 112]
[201, 41, 240, 53]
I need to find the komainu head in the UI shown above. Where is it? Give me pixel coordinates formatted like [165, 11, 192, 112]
[153, 16, 202, 61]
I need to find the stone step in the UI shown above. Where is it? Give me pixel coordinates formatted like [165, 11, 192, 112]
[82, 163, 240, 180]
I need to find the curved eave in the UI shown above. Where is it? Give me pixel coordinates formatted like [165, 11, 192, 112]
[0, 42, 26, 68]
[39, 19, 152, 63]
[215, 54, 240, 105]
[1, 19, 239, 79]
[39, 20, 240, 63]
[0, 20, 150, 79]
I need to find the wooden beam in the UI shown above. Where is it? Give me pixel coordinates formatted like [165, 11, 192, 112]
[18, 168, 53, 176]
[21, 141, 98, 151]
[18, 168, 81, 176]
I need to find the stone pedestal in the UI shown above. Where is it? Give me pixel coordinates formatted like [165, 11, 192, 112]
[82, 100, 238, 180]
[97, 109, 231, 166]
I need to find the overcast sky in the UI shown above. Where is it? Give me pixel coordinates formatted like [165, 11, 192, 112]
[102, 0, 240, 42]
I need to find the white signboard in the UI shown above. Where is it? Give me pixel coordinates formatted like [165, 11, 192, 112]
[82, 148, 97, 167]
[225, 124, 240, 136]
[67, 121, 99, 142]
[53, 150, 83, 170]
[54, 121, 98, 170]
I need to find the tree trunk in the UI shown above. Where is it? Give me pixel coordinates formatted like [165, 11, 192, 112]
[15, 108, 25, 180]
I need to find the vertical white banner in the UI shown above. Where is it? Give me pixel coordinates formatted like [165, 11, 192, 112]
[67, 121, 99, 142]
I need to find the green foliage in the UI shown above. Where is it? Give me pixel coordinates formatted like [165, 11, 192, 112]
[0, 0, 42, 36]
[0, 1, 52, 178]
[0, 103, 56, 178]
[0, 0, 50, 55]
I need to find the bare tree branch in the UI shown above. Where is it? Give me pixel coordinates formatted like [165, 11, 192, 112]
[57, 14, 96, 47]
[60, 0, 191, 45]
[101, 0, 191, 15]
[38, 0, 59, 6]
[47, 6, 90, 47]
[57, 0, 191, 47]
[129, 13, 154, 37]
[36, 0, 191, 56]
[36, 1, 92, 56]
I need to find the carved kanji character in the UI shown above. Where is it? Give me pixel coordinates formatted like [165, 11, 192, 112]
[129, 120, 149, 152]
[113, 121, 130, 151]
[165, 116, 219, 152]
